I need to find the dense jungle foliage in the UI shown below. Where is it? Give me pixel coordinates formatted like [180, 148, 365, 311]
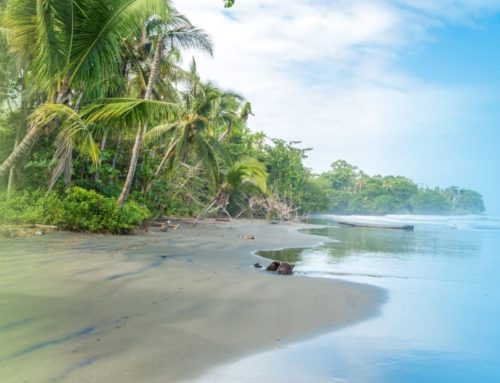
[0, 0, 485, 232]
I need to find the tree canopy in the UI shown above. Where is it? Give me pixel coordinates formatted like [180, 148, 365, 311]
[318, 160, 485, 215]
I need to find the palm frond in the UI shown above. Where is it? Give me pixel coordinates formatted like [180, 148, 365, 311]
[28, 103, 100, 188]
[226, 158, 268, 194]
[0, 27, 11, 43]
[164, 11, 213, 56]
[81, 98, 180, 129]
[144, 122, 178, 142]
[68, 0, 172, 91]
[194, 135, 219, 183]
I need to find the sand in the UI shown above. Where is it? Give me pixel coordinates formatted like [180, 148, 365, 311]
[0, 220, 384, 382]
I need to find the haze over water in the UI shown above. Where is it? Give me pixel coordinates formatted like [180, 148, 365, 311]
[195, 214, 500, 382]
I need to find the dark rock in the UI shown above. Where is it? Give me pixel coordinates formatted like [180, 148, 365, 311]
[266, 261, 280, 271]
[254, 262, 263, 268]
[277, 262, 294, 275]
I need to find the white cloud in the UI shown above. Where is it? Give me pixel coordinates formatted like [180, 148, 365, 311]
[173, 0, 498, 177]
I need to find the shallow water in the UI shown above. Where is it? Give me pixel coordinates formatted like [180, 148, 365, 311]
[194, 214, 500, 382]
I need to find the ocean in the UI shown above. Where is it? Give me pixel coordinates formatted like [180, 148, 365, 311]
[194, 214, 500, 382]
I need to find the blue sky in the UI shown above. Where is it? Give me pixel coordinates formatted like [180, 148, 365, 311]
[177, 1, 500, 213]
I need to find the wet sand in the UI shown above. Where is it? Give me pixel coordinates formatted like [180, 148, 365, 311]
[0, 220, 384, 382]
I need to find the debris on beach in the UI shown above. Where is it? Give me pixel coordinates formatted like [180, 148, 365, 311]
[158, 220, 179, 232]
[240, 235, 255, 240]
[265, 261, 295, 275]
[266, 261, 280, 271]
[277, 262, 294, 275]
[253, 262, 263, 268]
[0, 224, 57, 239]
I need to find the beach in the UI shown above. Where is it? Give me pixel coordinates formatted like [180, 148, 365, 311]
[0, 220, 384, 383]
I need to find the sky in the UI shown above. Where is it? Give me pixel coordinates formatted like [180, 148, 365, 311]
[175, 0, 500, 214]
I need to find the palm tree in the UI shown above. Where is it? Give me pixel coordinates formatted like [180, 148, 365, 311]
[116, 11, 213, 205]
[145, 70, 223, 186]
[194, 158, 268, 224]
[0, 0, 172, 180]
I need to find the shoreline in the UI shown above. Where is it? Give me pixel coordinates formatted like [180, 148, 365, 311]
[0, 219, 385, 383]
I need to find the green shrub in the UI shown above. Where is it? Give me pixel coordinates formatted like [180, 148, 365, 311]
[0, 190, 45, 224]
[60, 187, 150, 233]
[0, 188, 150, 234]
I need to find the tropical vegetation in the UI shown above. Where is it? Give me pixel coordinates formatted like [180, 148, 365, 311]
[319, 160, 485, 215]
[0, 0, 485, 233]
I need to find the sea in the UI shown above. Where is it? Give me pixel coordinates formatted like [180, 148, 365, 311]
[193, 214, 500, 383]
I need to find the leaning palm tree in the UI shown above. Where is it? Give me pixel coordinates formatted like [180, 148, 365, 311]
[0, 0, 172, 180]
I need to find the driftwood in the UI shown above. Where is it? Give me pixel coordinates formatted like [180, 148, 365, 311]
[159, 221, 179, 232]
[153, 216, 197, 225]
[248, 196, 300, 222]
[266, 261, 294, 275]
[338, 221, 414, 231]
[24, 224, 59, 230]
[148, 221, 165, 227]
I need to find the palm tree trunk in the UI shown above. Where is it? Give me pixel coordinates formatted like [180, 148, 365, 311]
[94, 131, 108, 183]
[6, 121, 22, 195]
[0, 126, 42, 179]
[0, 81, 69, 181]
[7, 163, 16, 193]
[117, 35, 165, 206]
[144, 138, 177, 194]
[6, 143, 18, 196]
[109, 134, 122, 183]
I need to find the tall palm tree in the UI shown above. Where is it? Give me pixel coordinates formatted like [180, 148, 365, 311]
[0, 0, 171, 180]
[116, 11, 213, 205]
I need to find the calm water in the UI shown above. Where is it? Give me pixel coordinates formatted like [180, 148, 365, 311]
[194, 214, 500, 383]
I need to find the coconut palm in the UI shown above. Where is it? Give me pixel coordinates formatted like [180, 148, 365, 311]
[143, 82, 250, 203]
[0, 0, 172, 180]
[145, 75, 222, 182]
[116, 11, 213, 205]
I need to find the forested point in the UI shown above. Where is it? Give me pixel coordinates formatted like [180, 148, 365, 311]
[0, 0, 485, 234]
[316, 160, 485, 215]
